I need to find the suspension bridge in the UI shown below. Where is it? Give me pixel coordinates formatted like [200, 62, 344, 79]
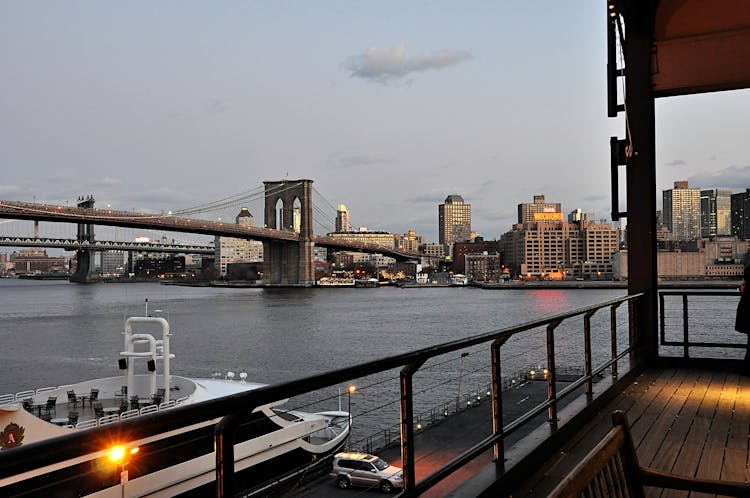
[0, 179, 423, 285]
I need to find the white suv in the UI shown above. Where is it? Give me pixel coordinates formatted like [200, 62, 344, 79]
[329, 452, 403, 493]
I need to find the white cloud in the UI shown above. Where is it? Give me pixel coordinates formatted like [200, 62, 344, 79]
[0, 185, 21, 197]
[336, 153, 398, 168]
[94, 177, 123, 187]
[343, 42, 472, 83]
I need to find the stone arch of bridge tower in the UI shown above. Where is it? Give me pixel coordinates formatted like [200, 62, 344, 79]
[262, 180, 315, 286]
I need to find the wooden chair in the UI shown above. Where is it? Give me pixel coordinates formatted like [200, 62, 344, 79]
[67, 411, 79, 426]
[549, 410, 750, 498]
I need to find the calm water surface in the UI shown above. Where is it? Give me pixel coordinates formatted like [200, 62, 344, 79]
[0, 279, 627, 395]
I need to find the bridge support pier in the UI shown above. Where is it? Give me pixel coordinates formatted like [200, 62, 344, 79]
[70, 196, 99, 284]
[262, 180, 315, 286]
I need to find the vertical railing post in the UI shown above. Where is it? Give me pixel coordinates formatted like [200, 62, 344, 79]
[610, 302, 622, 378]
[630, 298, 638, 363]
[491, 337, 508, 467]
[659, 292, 665, 346]
[546, 319, 562, 426]
[215, 411, 244, 498]
[583, 310, 596, 400]
[400, 359, 425, 496]
[682, 294, 689, 358]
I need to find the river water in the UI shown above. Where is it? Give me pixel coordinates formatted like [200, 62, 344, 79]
[0, 279, 738, 447]
[0, 279, 627, 392]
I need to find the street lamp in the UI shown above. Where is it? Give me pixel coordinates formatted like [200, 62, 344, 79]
[108, 445, 139, 498]
[347, 385, 356, 449]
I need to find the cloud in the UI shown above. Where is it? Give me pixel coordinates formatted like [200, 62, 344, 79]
[336, 153, 398, 168]
[208, 98, 228, 114]
[0, 185, 24, 199]
[408, 193, 446, 204]
[343, 42, 472, 83]
[665, 159, 686, 166]
[688, 165, 750, 190]
[92, 177, 123, 187]
[582, 194, 607, 202]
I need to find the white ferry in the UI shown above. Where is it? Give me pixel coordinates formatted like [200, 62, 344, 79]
[0, 315, 349, 497]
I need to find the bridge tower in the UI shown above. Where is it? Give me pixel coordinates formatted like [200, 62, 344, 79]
[70, 195, 99, 283]
[263, 180, 315, 286]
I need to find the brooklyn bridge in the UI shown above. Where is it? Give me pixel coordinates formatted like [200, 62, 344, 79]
[0, 179, 422, 286]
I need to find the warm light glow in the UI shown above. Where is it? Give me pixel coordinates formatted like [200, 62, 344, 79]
[530, 370, 536, 376]
[107, 445, 138, 464]
[108, 445, 125, 463]
[348, 385, 356, 394]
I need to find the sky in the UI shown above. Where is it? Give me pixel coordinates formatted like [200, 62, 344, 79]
[1, 2, 749, 244]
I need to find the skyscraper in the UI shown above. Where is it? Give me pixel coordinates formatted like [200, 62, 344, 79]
[731, 188, 750, 240]
[215, 207, 263, 276]
[700, 188, 733, 238]
[336, 204, 352, 232]
[438, 195, 471, 245]
[663, 181, 701, 241]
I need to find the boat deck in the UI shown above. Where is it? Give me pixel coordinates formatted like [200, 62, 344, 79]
[513, 366, 750, 497]
[31, 394, 140, 427]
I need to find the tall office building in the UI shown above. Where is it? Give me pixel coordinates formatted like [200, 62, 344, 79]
[518, 195, 562, 224]
[215, 207, 264, 276]
[663, 181, 701, 241]
[336, 204, 353, 232]
[731, 188, 750, 240]
[700, 188, 733, 238]
[100, 251, 125, 276]
[438, 195, 472, 245]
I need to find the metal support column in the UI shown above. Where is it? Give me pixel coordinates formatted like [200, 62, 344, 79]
[215, 412, 244, 498]
[491, 337, 509, 466]
[546, 319, 562, 426]
[621, 1, 659, 362]
[583, 310, 596, 399]
[400, 359, 425, 495]
[610, 302, 622, 377]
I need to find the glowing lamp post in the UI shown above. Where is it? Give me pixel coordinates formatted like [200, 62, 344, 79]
[108, 445, 139, 498]
[347, 385, 356, 449]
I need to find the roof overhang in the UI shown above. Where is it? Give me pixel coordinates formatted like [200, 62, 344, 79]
[651, 0, 750, 97]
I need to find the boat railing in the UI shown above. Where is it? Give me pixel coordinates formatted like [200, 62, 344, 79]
[0, 293, 643, 497]
[659, 290, 744, 358]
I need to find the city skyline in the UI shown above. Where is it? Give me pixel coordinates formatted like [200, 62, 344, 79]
[1, 3, 749, 243]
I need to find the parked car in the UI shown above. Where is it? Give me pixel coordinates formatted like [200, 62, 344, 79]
[329, 452, 403, 493]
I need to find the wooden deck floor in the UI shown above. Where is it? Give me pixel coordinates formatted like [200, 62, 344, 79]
[513, 367, 750, 497]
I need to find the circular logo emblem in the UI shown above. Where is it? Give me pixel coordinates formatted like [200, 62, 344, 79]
[0, 422, 25, 450]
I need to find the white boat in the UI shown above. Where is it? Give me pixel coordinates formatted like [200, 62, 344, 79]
[0, 315, 350, 497]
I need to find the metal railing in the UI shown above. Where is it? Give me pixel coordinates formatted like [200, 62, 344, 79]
[0, 293, 642, 497]
[659, 290, 744, 358]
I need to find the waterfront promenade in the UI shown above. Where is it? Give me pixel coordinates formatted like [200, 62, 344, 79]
[295, 377, 583, 497]
[297, 364, 750, 497]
